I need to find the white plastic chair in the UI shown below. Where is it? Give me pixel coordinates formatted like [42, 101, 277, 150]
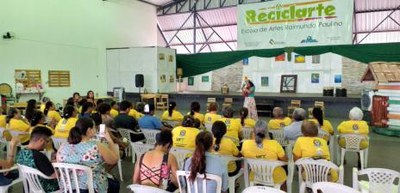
[353, 167, 400, 193]
[295, 158, 343, 193]
[312, 182, 361, 193]
[317, 130, 336, 164]
[0, 165, 23, 193]
[52, 162, 94, 193]
[338, 134, 369, 169]
[244, 158, 288, 191]
[51, 137, 67, 150]
[117, 128, 144, 162]
[204, 123, 212, 132]
[114, 144, 123, 181]
[241, 127, 253, 140]
[165, 121, 180, 128]
[216, 155, 243, 193]
[269, 129, 289, 147]
[17, 164, 59, 193]
[128, 184, 170, 193]
[130, 142, 154, 164]
[170, 147, 193, 169]
[176, 170, 222, 193]
[242, 186, 286, 193]
[141, 129, 160, 145]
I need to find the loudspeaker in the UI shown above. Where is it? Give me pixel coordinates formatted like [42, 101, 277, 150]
[135, 74, 144, 88]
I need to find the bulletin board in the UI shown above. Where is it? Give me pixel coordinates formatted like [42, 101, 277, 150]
[15, 69, 42, 89]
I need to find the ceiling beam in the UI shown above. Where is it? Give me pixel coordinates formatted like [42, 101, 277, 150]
[137, 0, 160, 7]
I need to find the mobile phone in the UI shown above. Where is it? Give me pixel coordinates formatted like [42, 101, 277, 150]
[99, 124, 106, 138]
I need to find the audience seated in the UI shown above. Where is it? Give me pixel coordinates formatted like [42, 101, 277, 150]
[204, 102, 221, 125]
[72, 92, 81, 109]
[17, 126, 59, 192]
[133, 102, 145, 120]
[54, 105, 78, 138]
[241, 120, 288, 190]
[309, 107, 334, 137]
[284, 108, 306, 141]
[0, 108, 7, 128]
[138, 104, 163, 130]
[40, 97, 51, 112]
[57, 117, 120, 193]
[43, 101, 61, 128]
[79, 101, 94, 119]
[97, 103, 113, 123]
[110, 101, 119, 118]
[239, 107, 256, 128]
[161, 102, 184, 122]
[188, 101, 204, 124]
[337, 107, 369, 149]
[114, 100, 144, 142]
[268, 107, 292, 130]
[172, 116, 200, 149]
[211, 121, 240, 176]
[184, 131, 229, 193]
[219, 107, 242, 146]
[133, 130, 178, 191]
[293, 121, 337, 181]
[6, 108, 31, 145]
[128, 107, 142, 120]
[86, 90, 95, 104]
[30, 111, 56, 153]
[0, 136, 19, 186]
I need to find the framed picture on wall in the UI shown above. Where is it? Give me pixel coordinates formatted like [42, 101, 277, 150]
[188, 77, 194, 86]
[159, 53, 165, 60]
[201, 76, 209, 82]
[261, 76, 269, 87]
[280, 75, 297, 93]
[242, 58, 249, 65]
[311, 73, 320, 83]
[295, 55, 305, 63]
[275, 54, 285, 61]
[334, 74, 342, 83]
[312, 55, 320, 64]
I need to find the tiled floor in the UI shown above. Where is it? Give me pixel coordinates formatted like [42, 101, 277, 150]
[7, 111, 400, 193]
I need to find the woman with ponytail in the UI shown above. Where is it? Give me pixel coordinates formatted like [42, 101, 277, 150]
[54, 105, 78, 138]
[309, 107, 334, 140]
[161, 101, 183, 122]
[239, 107, 256, 128]
[184, 131, 229, 193]
[57, 117, 119, 193]
[44, 101, 61, 128]
[171, 115, 200, 149]
[241, 120, 288, 191]
[188, 101, 204, 124]
[211, 121, 240, 176]
[7, 108, 31, 145]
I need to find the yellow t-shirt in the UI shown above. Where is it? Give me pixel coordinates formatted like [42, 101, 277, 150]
[293, 137, 331, 160]
[8, 119, 31, 143]
[241, 139, 287, 184]
[110, 109, 119, 118]
[187, 112, 205, 124]
[161, 110, 184, 122]
[268, 117, 292, 130]
[54, 118, 78, 138]
[337, 120, 369, 149]
[243, 118, 256, 128]
[172, 126, 200, 149]
[40, 104, 46, 112]
[204, 113, 222, 125]
[47, 110, 62, 123]
[0, 115, 6, 128]
[293, 136, 338, 182]
[213, 137, 240, 173]
[219, 118, 242, 146]
[308, 119, 334, 135]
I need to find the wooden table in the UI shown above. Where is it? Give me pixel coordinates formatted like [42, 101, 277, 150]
[140, 93, 162, 105]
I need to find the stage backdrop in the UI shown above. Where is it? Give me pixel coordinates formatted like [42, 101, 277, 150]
[237, 0, 354, 50]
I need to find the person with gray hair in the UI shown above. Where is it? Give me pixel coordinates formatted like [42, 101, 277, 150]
[337, 107, 369, 149]
[241, 120, 288, 191]
[268, 107, 292, 130]
[283, 108, 307, 141]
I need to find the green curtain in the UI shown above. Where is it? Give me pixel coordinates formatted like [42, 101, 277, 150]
[176, 42, 400, 77]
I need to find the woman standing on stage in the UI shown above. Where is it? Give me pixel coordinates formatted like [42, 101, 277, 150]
[242, 78, 258, 120]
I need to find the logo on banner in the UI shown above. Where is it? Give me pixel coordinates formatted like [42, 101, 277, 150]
[301, 36, 318, 43]
[269, 39, 286, 45]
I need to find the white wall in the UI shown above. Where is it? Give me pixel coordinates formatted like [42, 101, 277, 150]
[0, 0, 157, 104]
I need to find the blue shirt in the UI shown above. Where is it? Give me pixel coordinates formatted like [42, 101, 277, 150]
[284, 121, 303, 141]
[138, 115, 162, 130]
[184, 153, 228, 193]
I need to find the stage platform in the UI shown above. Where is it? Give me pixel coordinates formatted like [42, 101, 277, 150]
[119, 91, 361, 119]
